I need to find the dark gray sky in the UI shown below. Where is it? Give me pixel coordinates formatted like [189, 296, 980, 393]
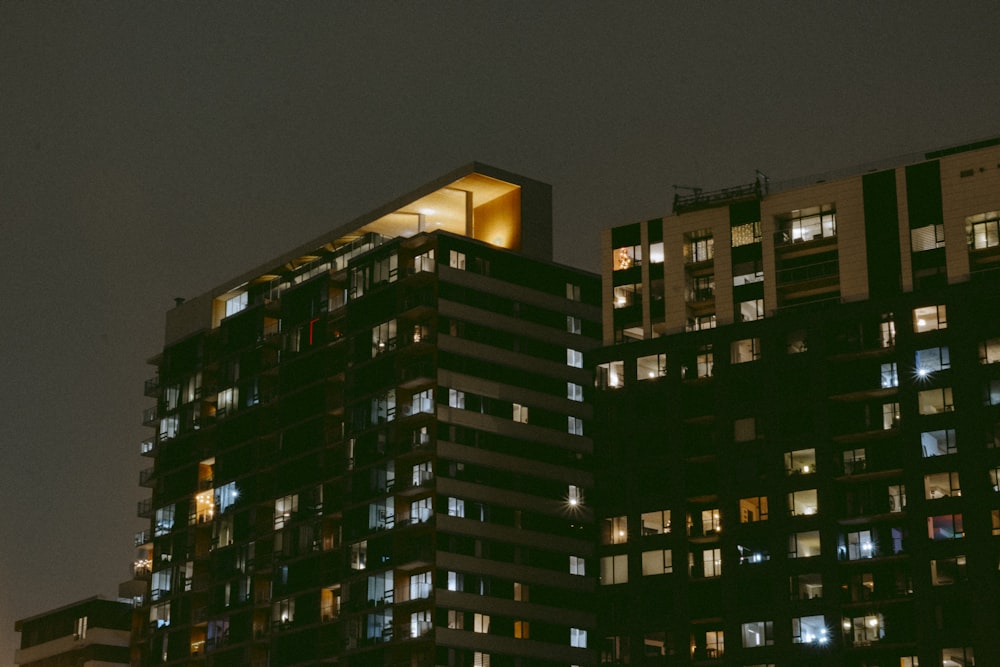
[1, 2, 997, 661]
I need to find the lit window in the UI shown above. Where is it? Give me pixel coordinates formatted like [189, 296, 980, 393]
[449, 250, 466, 270]
[740, 496, 768, 523]
[641, 549, 673, 575]
[843, 530, 875, 560]
[371, 319, 397, 356]
[993, 509, 1000, 535]
[154, 505, 175, 537]
[941, 647, 975, 666]
[791, 614, 828, 644]
[568, 416, 584, 435]
[600, 554, 628, 585]
[74, 616, 88, 640]
[990, 466, 1000, 492]
[737, 544, 770, 565]
[924, 471, 961, 499]
[636, 353, 667, 380]
[889, 484, 906, 512]
[785, 449, 816, 475]
[649, 241, 664, 263]
[689, 547, 722, 578]
[272, 597, 295, 624]
[569, 555, 585, 576]
[731, 220, 761, 247]
[880, 318, 896, 347]
[448, 388, 465, 409]
[737, 298, 764, 322]
[409, 571, 431, 600]
[788, 531, 821, 558]
[980, 337, 1000, 364]
[845, 614, 884, 646]
[570, 627, 588, 649]
[701, 509, 721, 534]
[350, 541, 367, 570]
[274, 494, 298, 529]
[601, 516, 628, 544]
[788, 489, 818, 516]
[567, 349, 583, 369]
[447, 497, 464, 518]
[741, 621, 773, 648]
[917, 387, 954, 414]
[986, 379, 1000, 406]
[514, 620, 530, 639]
[409, 610, 431, 638]
[775, 205, 836, 245]
[696, 345, 713, 378]
[224, 291, 248, 317]
[786, 329, 808, 354]
[446, 571, 462, 592]
[473, 613, 490, 633]
[880, 362, 898, 388]
[913, 304, 947, 332]
[566, 282, 581, 301]
[410, 497, 432, 524]
[640, 509, 671, 535]
[931, 556, 967, 585]
[966, 211, 1000, 249]
[686, 314, 716, 332]
[699, 630, 724, 659]
[731, 338, 761, 364]
[882, 402, 900, 429]
[843, 448, 866, 475]
[613, 283, 641, 309]
[915, 346, 950, 376]
[512, 403, 528, 424]
[614, 244, 641, 270]
[790, 573, 823, 600]
[596, 360, 624, 388]
[513, 582, 528, 602]
[567, 382, 584, 401]
[910, 224, 945, 251]
[566, 315, 582, 334]
[927, 514, 964, 540]
[921, 429, 957, 457]
[215, 482, 238, 514]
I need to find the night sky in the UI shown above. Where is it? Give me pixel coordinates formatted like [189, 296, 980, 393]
[1, 2, 997, 662]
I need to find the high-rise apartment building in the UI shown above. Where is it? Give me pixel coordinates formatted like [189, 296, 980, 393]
[591, 138, 1000, 666]
[14, 596, 132, 666]
[134, 164, 601, 667]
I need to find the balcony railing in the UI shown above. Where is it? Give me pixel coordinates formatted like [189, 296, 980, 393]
[137, 498, 153, 518]
[142, 406, 158, 426]
[144, 376, 160, 397]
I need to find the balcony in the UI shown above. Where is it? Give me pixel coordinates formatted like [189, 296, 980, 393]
[139, 466, 156, 487]
[144, 376, 160, 397]
[142, 406, 158, 427]
[137, 498, 154, 518]
[140, 437, 157, 457]
[134, 530, 151, 546]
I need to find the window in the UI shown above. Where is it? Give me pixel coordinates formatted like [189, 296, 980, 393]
[846, 614, 884, 646]
[350, 541, 367, 570]
[776, 205, 836, 244]
[570, 627, 588, 649]
[737, 298, 764, 322]
[928, 514, 964, 540]
[931, 556, 967, 585]
[790, 573, 823, 600]
[910, 224, 946, 251]
[880, 362, 898, 388]
[986, 379, 1000, 406]
[613, 283, 641, 309]
[788, 489, 818, 516]
[967, 210, 1000, 249]
[734, 417, 757, 442]
[731, 220, 761, 247]
[565, 315, 582, 335]
[913, 304, 947, 332]
[787, 329, 808, 354]
[689, 548, 722, 578]
[596, 361, 624, 388]
[685, 232, 714, 263]
[921, 428, 957, 457]
[785, 448, 816, 475]
[980, 337, 1000, 364]
[513, 620, 530, 639]
[843, 530, 875, 560]
[889, 484, 906, 512]
[410, 610, 432, 638]
[409, 571, 431, 600]
[367, 571, 393, 604]
[641, 509, 671, 535]
[447, 497, 465, 518]
[883, 401, 900, 429]
[567, 382, 584, 401]
[990, 466, 1000, 492]
[224, 291, 248, 317]
[215, 482, 238, 514]
[686, 314, 716, 332]
[449, 250, 466, 270]
[568, 416, 584, 435]
[791, 615, 828, 644]
[788, 531, 821, 558]
[512, 403, 528, 424]
[446, 571, 463, 592]
[473, 613, 490, 634]
[731, 338, 761, 364]
[448, 388, 465, 409]
[917, 387, 953, 414]
[513, 582, 528, 602]
[649, 241, 664, 263]
[642, 549, 673, 575]
[700, 508, 721, 534]
[567, 348, 583, 368]
[273, 597, 295, 624]
[274, 494, 298, 529]
[614, 244, 641, 270]
[566, 282, 581, 301]
[843, 448, 867, 475]
[601, 516, 628, 544]
[150, 601, 170, 628]
[880, 318, 896, 347]
[741, 621, 773, 648]
[697, 345, 713, 378]
[600, 554, 628, 584]
[409, 388, 433, 415]
[915, 346, 950, 376]
[637, 353, 667, 380]
[701, 630, 724, 659]
[371, 319, 397, 356]
[993, 509, 1000, 535]
[924, 471, 961, 499]
[941, 647, 974, 666]
[740, 496, 768, 523]
[569, 556, 586, 576]
[410, 497, 432, 523]
[154, 505, 175, 536]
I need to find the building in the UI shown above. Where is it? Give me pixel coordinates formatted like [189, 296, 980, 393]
[134, 164, 602, 667]
[591, 138, 1000, 666]
[14, 596, 132, 666]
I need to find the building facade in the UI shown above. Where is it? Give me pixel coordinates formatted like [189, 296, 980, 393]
[14, 597, 132, 666]
[134, 165, 602, 667]
[592, 138, 1000, 666]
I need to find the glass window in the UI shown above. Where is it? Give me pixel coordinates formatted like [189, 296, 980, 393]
[785, 449, 816, 475]
[791, 615, 828, 644]
[595, 361, 623, 388]
[980, 337, 1000, 364]
[601, 516, 628, 544]
[880, 362, 898, 388]
[843, 530, 875, 560]
[966, 211, 1000, 249]
[568, 416, 584, 435]
[641, 549, 673, 576]
[737, 298, 765, 322]
[567, 349, 583, 368]
[600, 554, 628, 585]
[927, 514, 964, 540]
[786, 329, 808, 354]
[941, 647, 974, 666]
[613, 283, 641, 309]
[917, 387, 954, 414]
[930, 556, 967, 585]
[731, 221, 761, 247]
[684, 232, 714, 263]
[566, 315, 581, 334]
[788, 531, 821, 558]
[921, 429, 957, 457]
[910, 224, 946, 251]
[614, 245, 641, 270]
[741, 621, 773, 648]
[843, 448, 867, 475]
[641, 509, 671, 535]
[913, 304, 947, 332]
[775, 205, 836, 244]
[649, 241, 664, 263]
[473, 613, 490, 633]
[924, 471, 961, 499]
[449, 250, 466, 270]
[637, 353, 667, 380]
[512, 403, 528, 424]
[566, 283, 581, 301]
[915, 346, 950, 376]
[788, 489, 818, 516]
[448, 389, 465, 409]
[697, 345, 713, 378]
[570, 627, 588, 648]
[985, 379, 1000, 406]
[569, 555, 585, 576]
[731, 338, 761, 364]
[790, 573, 823, 600]
[567, 382, 584, 402]
[740, 496, 768, 522]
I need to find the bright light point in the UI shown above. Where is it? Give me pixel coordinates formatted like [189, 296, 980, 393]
[648, 372, 655, 378]
[818, 636, 828, 644]
[918, 368, 928, 377]
[568, 498, 578, 506]
[918, 318, 926, 327]
[843, 621, 851, 630]
[616, 296, 626, 305]
[419, 208, 434, 215]
[802, 465, 810, 473]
